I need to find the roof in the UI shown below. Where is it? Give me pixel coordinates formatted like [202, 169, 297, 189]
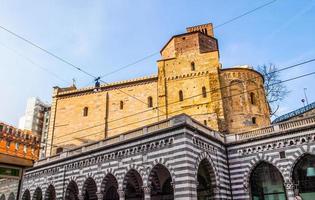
[272, 101, 315, 123]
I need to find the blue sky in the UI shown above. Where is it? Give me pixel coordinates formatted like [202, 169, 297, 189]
[0, 0, 314, 125]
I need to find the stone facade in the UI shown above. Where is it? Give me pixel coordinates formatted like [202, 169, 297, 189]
[18, 114, 315, 200]
[46, 23, 270, 157]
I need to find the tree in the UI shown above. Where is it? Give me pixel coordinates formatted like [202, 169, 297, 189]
[256, 63, 289, 116]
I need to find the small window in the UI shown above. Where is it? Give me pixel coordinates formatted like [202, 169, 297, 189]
[83, 107, 88, 117]
[15, 142, 19, 150]
[120, 101, 124, 110]
[148, 96, 153, 108]
[250, 92, 256, 105]
[202, 87, 207, 98]
[56, 147, 63, 154]
[204, 120, 207, 126]
[191, 62, 195, 71]
[252, 117, 256, 124]
[179, 90, 184, 101]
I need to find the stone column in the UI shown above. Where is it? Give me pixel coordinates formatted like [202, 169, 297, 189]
[284, 180, 295, 200]
[118, 189, 125, 200]
[143, 186, 151, 200]
[96, 193, 103, 200]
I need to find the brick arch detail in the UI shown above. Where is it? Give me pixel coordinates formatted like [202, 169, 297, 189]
[146, 158, 175, 187]
[243, 154, 285, 191]
[121, 164, 145, 190]
[195, 151, 220, 187]
[289, 144, 315, 179]
[100, 169, 119, 193]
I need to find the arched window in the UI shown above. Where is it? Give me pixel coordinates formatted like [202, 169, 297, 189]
[202, 87, 207, 98]
[56, 147, 63, 154]
[120, 101, 124, 110]
[191, 62, 195, 71]
[250, 162, 286, 200]
[203, 120, 207, 126]
[179, 90, 184, 101]
[205, 29, 208, 35]
[83, 107, 88, 117]
[148, 96, 153, 108]
[252, 117, 256, 124]
[250, 92, 256, 105]
[293, 154, 315, 199]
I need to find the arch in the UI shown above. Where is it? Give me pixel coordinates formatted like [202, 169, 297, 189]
[22, 190, 31, 200]
[148, 164, 174, 199]
[82, 177, 97, 200]
[179, 90, 184, 102]
[83, 107, 88, 117]
[147, 96, 153, 108]
[120, 101, 124, 110]
[0, 194, 5, 200]
[292, 153, 315, 199]
[249, 161, 286, 200]
[196, 157, 217, 199]
[195, 152, 219, 187]
[123, 169, 144, 199]
[202, 86, 207, 98]
[65, 180, 79, 200]
[8, 193, 15, 200]
[101, 173, 119, 200]
[44, 185, 56, 200]
[33, 187, 43, 200]
[191, 62, 195, 71]
[250, 92, 256, 105]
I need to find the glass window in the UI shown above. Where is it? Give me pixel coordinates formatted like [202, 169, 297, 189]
[179, 90, 184, 101]
[250, 162, 286, 200]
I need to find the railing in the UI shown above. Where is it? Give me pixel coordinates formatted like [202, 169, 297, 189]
[226, 115, 315, 143]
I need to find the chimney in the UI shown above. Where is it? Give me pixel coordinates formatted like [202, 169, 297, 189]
[186, 23, 214, 37]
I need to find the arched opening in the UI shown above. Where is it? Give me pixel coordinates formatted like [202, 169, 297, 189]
[0, 194, 5, 200]
[293, 154, 315, 199]
[148, 164, 174, 200]
[250, 162, 286, 200]
[22, 190, 31, 200]
[250, 92, 256, 105]
[82, 177, 97, 200]
[197, 159, 216, 200]
[101, 174, 119, 200]
[120, 101, 124, 110]
[179, 90, 184, 102]
[252, 117, 256, 124]
[8, 193, 15, 200]
[191, 62, 195, 71]
[65, 180, 79, 200]
[83, 107, 88, 117]
[148, 96, 153, 108]
[123, 169, 144, 200]
[33, 187, 43, 200]
[202, 87, 207, 98]
[44, 185, 56, 200]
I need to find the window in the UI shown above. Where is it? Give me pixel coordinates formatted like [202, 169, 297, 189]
[0, 125, 3, 132]
[202, 87, 207, 98]
[15, 143, 19, 150]
[83, 107, 88, 117]
[120, 101, 124, 110]
[203, 120, 207, 126]
[56, 147, 63, 154]
[250, 92, 256, 105]
[179, 90, 184, 101]
[148, 96, 153, 108]
[191, 62, 195, 71]
[252, 117, 256, 124]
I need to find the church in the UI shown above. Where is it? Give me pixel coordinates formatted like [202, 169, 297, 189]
[17, 23, 315, 200]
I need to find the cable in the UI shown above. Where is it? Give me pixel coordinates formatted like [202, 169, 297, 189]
[51, 70, 315, 145]
[0, 41, 71, 85]
[54, 57, 315, 139]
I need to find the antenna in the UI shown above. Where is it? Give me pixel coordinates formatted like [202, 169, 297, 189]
[304, 88, 309, 105]
[94, 77, 101, 92]
[72, 78, 76, 87]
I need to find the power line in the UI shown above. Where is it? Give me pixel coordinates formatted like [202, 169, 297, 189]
[49, 58, 315, 143]
[0, 41, 71, 85]
[53, 71, 315, 145]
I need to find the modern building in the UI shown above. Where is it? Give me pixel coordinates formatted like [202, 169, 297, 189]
[0, 122, 40, 200]
[14, 23, 315, 200]
[18, 97, 51, 159]
[45, 23, 270, 157]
